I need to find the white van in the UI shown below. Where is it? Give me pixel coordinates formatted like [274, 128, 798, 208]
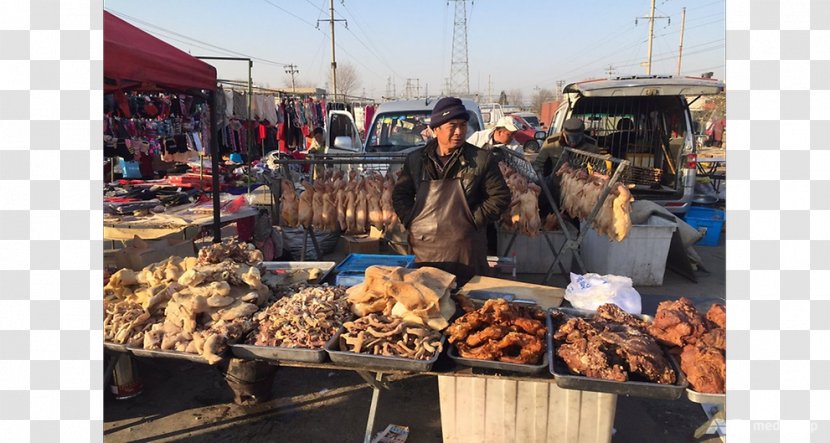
[544, 75, 725, 214]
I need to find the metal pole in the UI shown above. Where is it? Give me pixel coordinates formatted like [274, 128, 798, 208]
[329, 0, 338, 104]
[646, 0, 656, 75]
[210, 90, 221, 243]
[676, 7, 687, 76]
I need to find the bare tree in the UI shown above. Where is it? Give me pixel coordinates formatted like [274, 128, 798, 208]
[334, 62, 361, 101]
[506, 88, 524, 107]
[282, 75, 314, 90]
[531, 88, 556, 115]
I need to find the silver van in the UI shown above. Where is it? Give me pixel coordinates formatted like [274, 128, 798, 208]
[325, 97, 484, 155]
[545, 75, 724, 214]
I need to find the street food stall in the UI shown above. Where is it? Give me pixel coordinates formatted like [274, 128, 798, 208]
[103, 240, 724, 443]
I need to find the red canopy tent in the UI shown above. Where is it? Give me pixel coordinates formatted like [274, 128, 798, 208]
[104, 11, 216, 92]
[104, 11, 224, 242]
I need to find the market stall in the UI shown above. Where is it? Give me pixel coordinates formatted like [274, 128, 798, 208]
[103, 241, 724, 443]
[104, 11, 224, 242]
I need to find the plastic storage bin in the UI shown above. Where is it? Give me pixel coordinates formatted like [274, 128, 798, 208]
[334, 253, 416, 287]
[684, 206, 725, 246]
[496, 228, 573, 274]
[581, 215, 677, 286]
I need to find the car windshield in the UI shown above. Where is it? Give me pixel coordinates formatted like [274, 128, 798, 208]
[366, 110, 481, 152]
[522, 115, 540, 127]
[366, 112, 431, 152]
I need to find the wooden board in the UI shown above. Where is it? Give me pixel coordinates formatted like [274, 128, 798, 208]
[459, 276, 565, 309]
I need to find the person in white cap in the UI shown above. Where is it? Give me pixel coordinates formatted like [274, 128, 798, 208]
[466, 116, 524, 155]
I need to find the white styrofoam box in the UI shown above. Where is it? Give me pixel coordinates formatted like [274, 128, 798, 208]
[438, 376, 616, 443]
[497, 228, 573, 274]
[581, 215, 677, 286]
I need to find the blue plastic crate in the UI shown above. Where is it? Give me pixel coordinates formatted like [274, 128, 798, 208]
[684, 206, 725, 246]
[334, 253, 416, 287]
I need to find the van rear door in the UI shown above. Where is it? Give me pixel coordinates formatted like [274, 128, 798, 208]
[565, 76, 724, 97]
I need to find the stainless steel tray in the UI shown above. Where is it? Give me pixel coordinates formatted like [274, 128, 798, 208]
[230, 331, 340, 363]
[325, 327, 444, 372]
[447, 344, 549, 375]
[127, 347, 214, 365]
[548, 307, 688, 400]
[261, 261, 336, 287]
[104, 342, 130, 353]
[686, 388, 725, 405]
[446, 297, 548, 374]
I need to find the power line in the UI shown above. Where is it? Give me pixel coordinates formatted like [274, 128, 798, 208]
[258, 0, 387, 84]
[107, 9, 289, 67]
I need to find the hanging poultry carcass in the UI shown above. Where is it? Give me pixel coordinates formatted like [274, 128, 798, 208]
[297, 179, 314, 228]
[555, 163, 633, 242]
[279, 179, 299, 227]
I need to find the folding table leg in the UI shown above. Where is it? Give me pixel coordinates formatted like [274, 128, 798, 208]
[693, 406, 725, 438]
[356, 371, 387, 443]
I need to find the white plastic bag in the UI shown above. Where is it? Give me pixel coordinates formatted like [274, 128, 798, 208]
[564, 272, 642, 314]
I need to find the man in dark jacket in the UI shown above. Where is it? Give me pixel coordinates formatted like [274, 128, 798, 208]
[392, 97, 511, 283]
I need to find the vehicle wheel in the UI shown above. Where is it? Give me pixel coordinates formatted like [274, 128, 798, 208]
[524, 140, 540, 153]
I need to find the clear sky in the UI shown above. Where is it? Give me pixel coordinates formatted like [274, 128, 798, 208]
[103, 0, 724, 103]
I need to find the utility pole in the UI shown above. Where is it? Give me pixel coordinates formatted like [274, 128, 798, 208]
[318, 0, 347, 103]
[555, 80, 565, 100]
[605, 65, 616, 77]
[637, 0, 669, 75]
[487, 75, 492, 103]
[676, 7, 686, 76]
[284, 64, 299, 94]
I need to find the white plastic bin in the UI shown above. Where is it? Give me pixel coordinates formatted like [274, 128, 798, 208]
[497, 229, 573, 274]
[581, 215, 677, 286]
[438, 376, 616, 443]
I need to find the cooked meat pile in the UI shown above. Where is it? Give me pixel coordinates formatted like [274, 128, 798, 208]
[346, 265, 456, 330]
[556, 162, 632, 242]
[250, 285, 352, 348]
[648, 298, 726, 393]
[498, 162, 543, 237]
[446, 299, 547, 365]
[552, 303, 676, 384]
[706, 303, 726, 329]
[104, 241, 270, 364]
[339, 313, 443, 360]
[647, 297, 709, 348]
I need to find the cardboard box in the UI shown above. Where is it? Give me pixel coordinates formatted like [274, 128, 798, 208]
[343, 235, 380, 254]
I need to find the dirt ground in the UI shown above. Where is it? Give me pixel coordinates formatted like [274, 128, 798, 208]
[105, 235, 726, 443]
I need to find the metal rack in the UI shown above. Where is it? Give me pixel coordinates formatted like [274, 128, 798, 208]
[496, 148, 576, 281]
[496, 147, 631, 283]
[542, 147, 630, 282]
[262, 152, 408, 261]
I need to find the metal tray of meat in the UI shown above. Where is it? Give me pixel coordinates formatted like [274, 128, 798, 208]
[230, 331, 340, 363]
[127, 347, 214, 365]
[445, 297, 548, 374]
[685, 388, 725, 405]
[260, 261, 336, 287]
[547, 307, 688, 400]
[104, 342, 130, 353]
[447, 344, 549, 375]
[325, 327, 444, 372]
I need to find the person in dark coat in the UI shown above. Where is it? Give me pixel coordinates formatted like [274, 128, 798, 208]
[392, 97, 511, 284]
